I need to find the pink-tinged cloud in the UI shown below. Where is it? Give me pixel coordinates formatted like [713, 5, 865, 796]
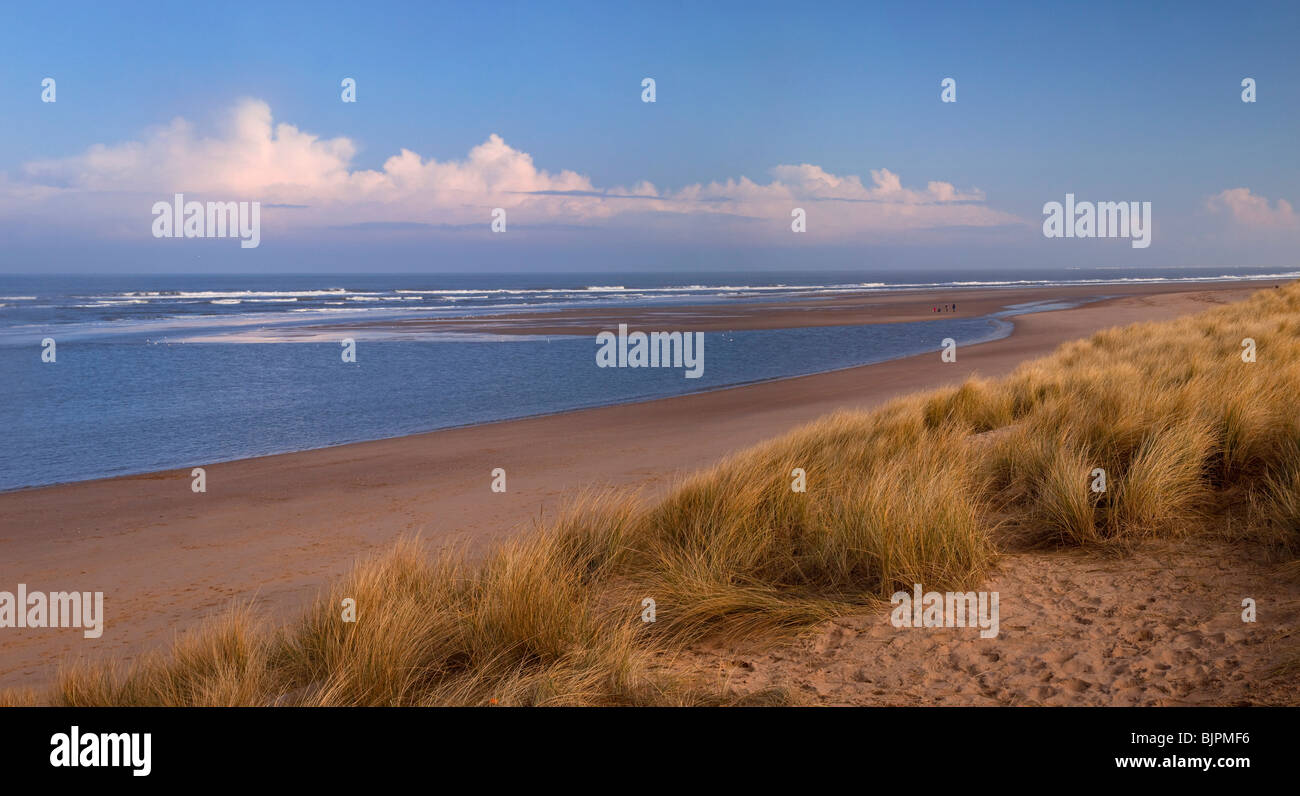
[9, 99, 1022, 240]
[1206, 188, 1296, 228]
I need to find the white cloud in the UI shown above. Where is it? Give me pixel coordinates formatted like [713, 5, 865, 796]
[1205, 188, 1296, 228]
[9, 98, 1021, 240]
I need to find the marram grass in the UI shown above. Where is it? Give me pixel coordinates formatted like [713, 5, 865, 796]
[29, 283, 1300, 705]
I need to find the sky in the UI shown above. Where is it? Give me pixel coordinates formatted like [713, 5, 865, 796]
[0, 0, 1296, 273]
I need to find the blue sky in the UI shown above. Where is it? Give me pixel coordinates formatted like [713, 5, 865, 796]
[1, 0, 1297, 272]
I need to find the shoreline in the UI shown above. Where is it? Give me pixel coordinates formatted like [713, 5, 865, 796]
[2, 281, 1259, 493]
[0, 280, 1268, 689]
[3, 316, 1020, 495]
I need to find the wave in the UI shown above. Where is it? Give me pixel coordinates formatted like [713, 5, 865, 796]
[111, 289, 364, 300]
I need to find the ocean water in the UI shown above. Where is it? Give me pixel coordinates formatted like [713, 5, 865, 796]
[2, 267, 1293, 490]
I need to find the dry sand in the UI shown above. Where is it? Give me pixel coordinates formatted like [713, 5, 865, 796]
[676, 537, 1300, 706]
[0, 281, 1272, 694]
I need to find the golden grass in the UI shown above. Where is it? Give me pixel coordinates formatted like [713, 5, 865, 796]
[26, 282, 1300, 705]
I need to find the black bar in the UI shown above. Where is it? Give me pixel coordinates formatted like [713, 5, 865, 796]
[0, 707, 1284, 784]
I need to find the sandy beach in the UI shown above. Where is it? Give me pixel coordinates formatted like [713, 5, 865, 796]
[0, 281, 1268, 691]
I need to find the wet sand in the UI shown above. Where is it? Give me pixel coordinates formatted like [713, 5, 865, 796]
[278, 281, 1271, 337]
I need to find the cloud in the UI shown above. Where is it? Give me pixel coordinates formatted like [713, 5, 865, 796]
[1205, 188, 1296, 228]
[8, 98, 1021, 241]
[761, 164, 984, 204]
[25, 100, 357, 197]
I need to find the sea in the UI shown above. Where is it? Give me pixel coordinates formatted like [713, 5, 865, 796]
[2, 267, 1294, 491]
